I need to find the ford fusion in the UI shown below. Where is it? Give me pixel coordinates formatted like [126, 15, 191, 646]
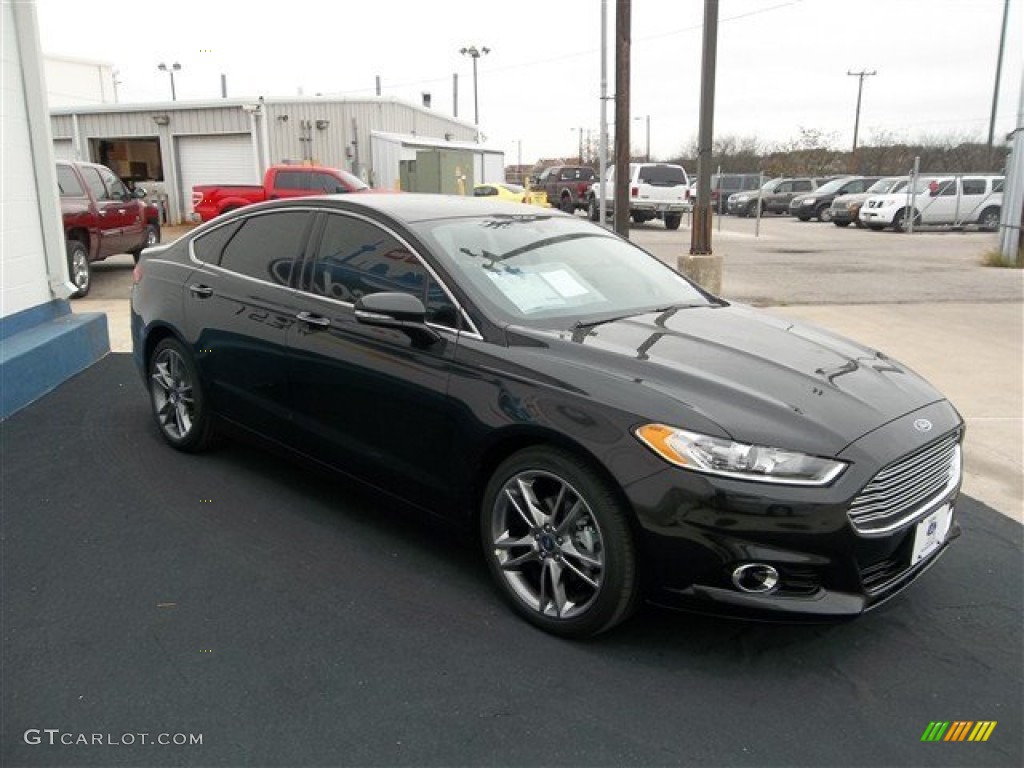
[131, 195, 962, 638]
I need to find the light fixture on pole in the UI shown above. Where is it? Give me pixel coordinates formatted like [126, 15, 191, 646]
[634, 115, 650, 161]
[158, 62, 181, 101]
[459, 45, 490, 131]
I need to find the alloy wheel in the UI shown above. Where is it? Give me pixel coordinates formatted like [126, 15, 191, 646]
[488, 469, 605, 620]
[150, 346, 196, 440]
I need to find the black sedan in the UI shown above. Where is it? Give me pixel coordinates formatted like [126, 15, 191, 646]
[131, 194, 962, 638]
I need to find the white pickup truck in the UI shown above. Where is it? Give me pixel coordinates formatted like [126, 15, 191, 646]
[586, 162, 690, 230]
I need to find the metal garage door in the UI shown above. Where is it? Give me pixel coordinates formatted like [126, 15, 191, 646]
[176, 133, 257, 214]
[53, 139, 76, 161]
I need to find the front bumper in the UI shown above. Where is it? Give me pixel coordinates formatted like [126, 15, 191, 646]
[623, 401, 963, 620]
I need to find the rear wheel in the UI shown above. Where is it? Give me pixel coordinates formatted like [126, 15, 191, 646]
[560, 194, 575, 214]
[66, 240, 90, 298]
[978, 206, 1000, 232]
[480, 446, 639, 638]
[664, 213, 682, 230]
[147, 338, 217, 452]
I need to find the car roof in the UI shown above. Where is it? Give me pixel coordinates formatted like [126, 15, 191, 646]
[241, 192, 572, 224]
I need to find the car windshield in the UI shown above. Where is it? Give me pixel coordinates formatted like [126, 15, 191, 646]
[760, 179, 782, 192]
[814, 177, 854, 195]
[411, 214, 714, 327]
[867, 177, 908, 194]
[334, 168, 369, 191]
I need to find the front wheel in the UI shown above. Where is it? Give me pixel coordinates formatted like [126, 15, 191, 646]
[66, 240, 91, 298]
[977, 207, 1000, 232]
[816, 206, 833, 222]
[560, 195, 575, 214]
[834, 221, 851, 228]
[480, 447, 639, 638]
[892, 208, 921, 233]
[588, 197, 600, 222]
[147, 338, 217, 452]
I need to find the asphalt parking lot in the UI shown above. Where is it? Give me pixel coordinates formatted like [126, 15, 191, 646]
[4, 212, 1022, 767]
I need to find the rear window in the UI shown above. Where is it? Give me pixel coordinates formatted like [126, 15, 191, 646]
[56, 165, 85, 197]
[637, 165, 687, 186]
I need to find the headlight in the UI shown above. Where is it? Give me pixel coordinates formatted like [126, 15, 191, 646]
[635, 424, 847, 486]
[802, 198, 816, 206]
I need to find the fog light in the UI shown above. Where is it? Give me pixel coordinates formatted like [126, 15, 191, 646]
[731, 563, 780, 594]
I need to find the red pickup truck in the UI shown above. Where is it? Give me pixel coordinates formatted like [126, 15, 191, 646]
[58, 160, 161, 298]
[191, 165, 373, 222]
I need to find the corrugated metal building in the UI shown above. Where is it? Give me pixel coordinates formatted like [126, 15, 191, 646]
[49, 97, 500, 224]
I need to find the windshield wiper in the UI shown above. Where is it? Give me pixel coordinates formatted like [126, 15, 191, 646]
[574, 302, 718, 330]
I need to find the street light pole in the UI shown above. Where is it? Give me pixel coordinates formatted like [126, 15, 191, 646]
[634, 115, 650, 161]
[459, 45, 490, 132]
[158, 62, 181, 101]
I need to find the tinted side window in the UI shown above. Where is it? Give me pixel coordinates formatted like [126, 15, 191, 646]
[792, 180, 813, 192]
[962, 179, 986, 195]
[313, 172, 344, 193]
[192, 219, 244, 264]
[219, 211, 310, 285]
[81, 167, 109, 200]
[98, 167, 128, 199]
[776, 182, 793, 194]
[937, 179, 957, 196]
[309, 214, 457, 327]
[275, 171, 311, 190]
[474, 185, 496, 197]
[57, 165, 85, 197]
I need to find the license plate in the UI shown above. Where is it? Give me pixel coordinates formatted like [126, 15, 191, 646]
[911, 504, 952, 565]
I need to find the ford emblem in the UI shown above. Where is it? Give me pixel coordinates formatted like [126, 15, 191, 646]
[914, 419, 933, 433]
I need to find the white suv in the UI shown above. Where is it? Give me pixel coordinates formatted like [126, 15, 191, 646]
[587, 163, 690, 230]
[860, 175, 1003, 232]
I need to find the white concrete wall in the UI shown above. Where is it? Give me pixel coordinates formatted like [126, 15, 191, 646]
[44, 55, 116, 107]
[2, 0, 71, 318]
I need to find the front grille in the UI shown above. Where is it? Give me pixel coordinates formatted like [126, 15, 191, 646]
[848, 430, 961, 535]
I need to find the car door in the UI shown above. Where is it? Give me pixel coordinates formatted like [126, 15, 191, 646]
[765, 180, 792, 212]
[79, 165, 133, 255]
[184, 209, 315, 438]
[96, 165, 145, 249]
[286, 210, 462, 511]
[921, 177, 957, 224]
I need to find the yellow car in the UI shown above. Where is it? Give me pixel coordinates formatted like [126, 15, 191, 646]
[473, 182, 527, 203]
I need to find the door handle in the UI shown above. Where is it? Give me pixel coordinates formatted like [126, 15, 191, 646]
[296, 311, 330, 328]
[188, 284, 214, 298]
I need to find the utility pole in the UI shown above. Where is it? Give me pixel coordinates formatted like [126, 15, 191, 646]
[598, 0, 609, 226]
[987, 0, 1010, 167]
[690, 0, 718, 257]
[847, 69, 876, 164]
[613, 0, 631, 238]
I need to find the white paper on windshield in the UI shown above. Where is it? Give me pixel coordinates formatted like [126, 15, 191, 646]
[485, 265, 604, 314]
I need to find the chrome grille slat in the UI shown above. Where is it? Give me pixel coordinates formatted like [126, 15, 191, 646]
[848, 431, 960, 535]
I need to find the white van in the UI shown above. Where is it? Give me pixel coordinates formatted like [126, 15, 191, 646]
[859, 175, 1003, 232]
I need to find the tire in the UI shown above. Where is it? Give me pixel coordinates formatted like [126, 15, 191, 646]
[131, 223, 160, 263]
[664, 213, 682, 231]
[866, 224, 885, 231]
[834, 221, 851, 228]
[147, 337, 217, 452]
[745, 202, 759, 218]
[480, 446, 639, 638]
[588, 197, 600, 222]
[816, 206, 833, 223]
[560, 194, 575, 214]
[892, 208, 921, 233]
[978, 207, 1000, 232]
[66, 239, 91, 298]
[796, 215, 810, 222]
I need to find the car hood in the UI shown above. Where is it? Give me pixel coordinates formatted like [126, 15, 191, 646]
[511, 304, 946, 456]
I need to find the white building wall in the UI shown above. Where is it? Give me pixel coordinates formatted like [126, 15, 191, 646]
[44, 55, 116, 107]
[2, 0, 69, 318]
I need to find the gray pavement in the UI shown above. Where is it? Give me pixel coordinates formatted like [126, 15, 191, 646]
[74, 215, 1023, 521]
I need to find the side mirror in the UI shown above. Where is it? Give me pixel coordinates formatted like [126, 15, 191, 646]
[354, 292, 441, 345]
[133, 187, 147, 199]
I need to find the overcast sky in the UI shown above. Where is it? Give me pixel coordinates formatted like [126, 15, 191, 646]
[36, 0, 1023, 165]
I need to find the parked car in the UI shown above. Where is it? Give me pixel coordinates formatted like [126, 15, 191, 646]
[587, 162, 690, 229]
[789, 176, 881, 222]
[531, 165, 596, 214]
[860, 175, 1003, 232]
[474, 182, 527, 203]
[58, 160, 161, 297]
[132, 194, 963, 638]
[829, 177, 909, 227]
[710, 173, 762, 214]
[728, 177, 819, 217]
[191, 164, 372, 222]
